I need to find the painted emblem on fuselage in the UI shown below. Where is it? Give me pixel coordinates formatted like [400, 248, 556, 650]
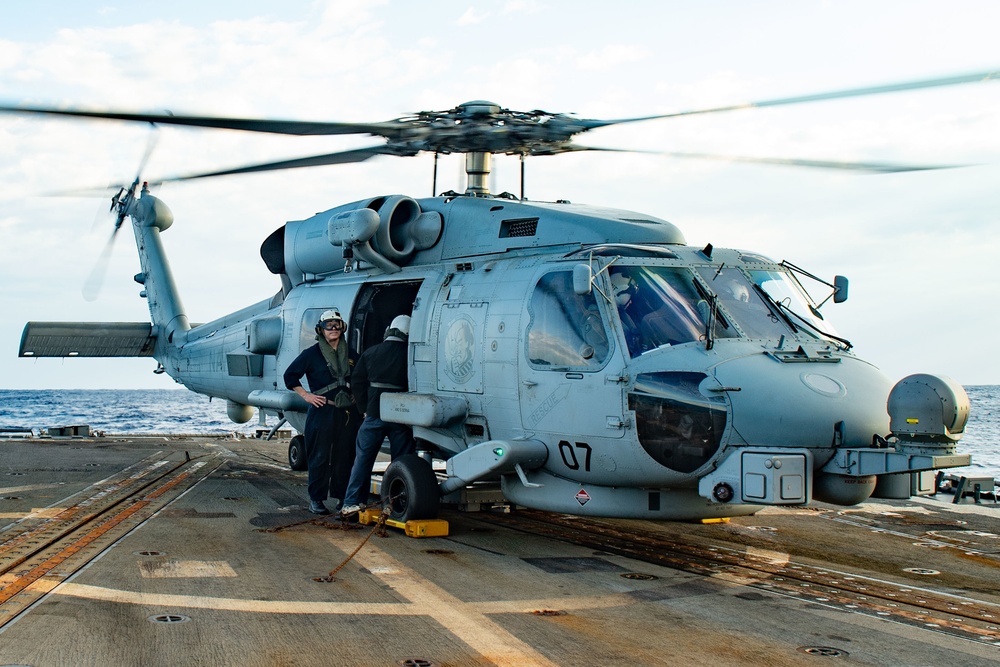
[444, 316, 475, 383]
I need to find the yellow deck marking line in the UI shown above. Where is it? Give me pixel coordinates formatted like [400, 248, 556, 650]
[54, 582, 628, 615]
[55, 584, 418, 614]
[25, 508, 68, 518]
[463, 595, 630, 613]
[353, 545, 561, 667]
[744, 546, 790, 565]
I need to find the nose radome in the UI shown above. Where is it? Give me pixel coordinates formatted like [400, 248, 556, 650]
[715, 354, 892, 451]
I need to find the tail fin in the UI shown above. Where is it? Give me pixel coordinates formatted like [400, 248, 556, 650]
[130, 184, 190, 345]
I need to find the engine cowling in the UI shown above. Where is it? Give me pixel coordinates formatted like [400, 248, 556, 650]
[282, 195, 443, 282]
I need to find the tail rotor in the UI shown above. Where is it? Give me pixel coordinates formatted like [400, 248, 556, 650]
[83, 128, 159, 301]
[82, 178, 140, 301]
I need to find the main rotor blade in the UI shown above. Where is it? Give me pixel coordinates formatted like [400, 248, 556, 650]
[43, 183, 124, 197]
[148, 145, 397, 184]
[549, 143, 963, 173]
[526, 143, 631, 156]
[588, 68, 1000, 128]
[0, 103, 398, 137]
[653, 151, 966, 173]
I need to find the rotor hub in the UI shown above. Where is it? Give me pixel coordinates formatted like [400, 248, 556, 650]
[456, 100, 502, 117]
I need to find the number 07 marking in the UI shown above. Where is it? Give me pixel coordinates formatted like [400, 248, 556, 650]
[558, 440, 592, 472]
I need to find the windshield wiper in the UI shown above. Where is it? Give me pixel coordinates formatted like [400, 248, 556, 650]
[751, 282, 798, 333]
[752, 283, 852, 350]
[692, 279, 729, 350]
[772, 300, 854, 350]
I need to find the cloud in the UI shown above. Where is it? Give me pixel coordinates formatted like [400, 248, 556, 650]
[457, 8, 490, 25]
[501, 0, 544, 15]
[575, 44, 651, 73]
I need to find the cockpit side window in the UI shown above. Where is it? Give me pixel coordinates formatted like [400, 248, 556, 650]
[526, 270, 610, 369]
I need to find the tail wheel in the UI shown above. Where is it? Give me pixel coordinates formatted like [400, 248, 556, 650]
[382, 455, 439, 522]
[288, 435, 307, 471]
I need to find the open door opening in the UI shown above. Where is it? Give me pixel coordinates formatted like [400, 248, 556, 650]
[349, 281, 422, 356]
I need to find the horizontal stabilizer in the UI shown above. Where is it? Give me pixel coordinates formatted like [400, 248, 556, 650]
[19, 322, 155, 357]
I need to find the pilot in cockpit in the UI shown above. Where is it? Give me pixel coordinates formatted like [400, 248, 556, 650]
[719, 277, 758, 325]
[613, 267, 698, 353]
[726, 279, 751, 303]
[611, 270, 643, 355]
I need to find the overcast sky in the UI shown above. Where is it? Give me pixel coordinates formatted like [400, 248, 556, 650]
[2, 0, 999, 389]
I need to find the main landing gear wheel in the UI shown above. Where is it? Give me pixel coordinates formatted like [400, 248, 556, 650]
[288, 435, 307, 471]
[382, 455, 440, 522]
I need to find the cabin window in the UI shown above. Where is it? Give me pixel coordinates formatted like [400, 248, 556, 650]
[226, 353, 264, 377]
[526, 270, 610, 369]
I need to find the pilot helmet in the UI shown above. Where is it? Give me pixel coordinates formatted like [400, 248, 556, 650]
[727, 281, 750, 303]
[317, 309, 346, 333]
[610, 272, 637, 307]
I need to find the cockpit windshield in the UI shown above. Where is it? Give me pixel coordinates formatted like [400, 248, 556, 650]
[695, 267, 793, 340]
[606, 264, 844, 357]
[749, 269, 841, 341]
[609, 265, 739, 357]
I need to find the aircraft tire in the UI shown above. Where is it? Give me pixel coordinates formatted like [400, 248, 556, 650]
[288, 435, 307, 471]
[382, 454, 439, 522]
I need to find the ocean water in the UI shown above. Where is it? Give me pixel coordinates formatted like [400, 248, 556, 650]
[0, 387, 997, 480]
[0, 389, 255, 437]
[961, 385, 1000, 480]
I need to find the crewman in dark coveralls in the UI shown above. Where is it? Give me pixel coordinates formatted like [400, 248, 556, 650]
[340, 314, 415, 515]
[283, 309, 360, 515]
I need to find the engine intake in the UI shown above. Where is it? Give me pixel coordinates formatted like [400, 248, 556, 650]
[282, 195, 445, 280]
[368, 195, 443, 263]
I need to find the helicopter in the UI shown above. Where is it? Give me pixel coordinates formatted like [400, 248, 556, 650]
[6, 69, 993, 522]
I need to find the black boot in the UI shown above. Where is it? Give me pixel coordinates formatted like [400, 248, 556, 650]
[308, 500, 330, 515]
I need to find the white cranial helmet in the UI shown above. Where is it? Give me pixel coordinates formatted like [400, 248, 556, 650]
[318, 309, 346, 332]
[389, 314, 411, 336]
[610, 272, 636, 307]
[727, 281, 750, 303]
